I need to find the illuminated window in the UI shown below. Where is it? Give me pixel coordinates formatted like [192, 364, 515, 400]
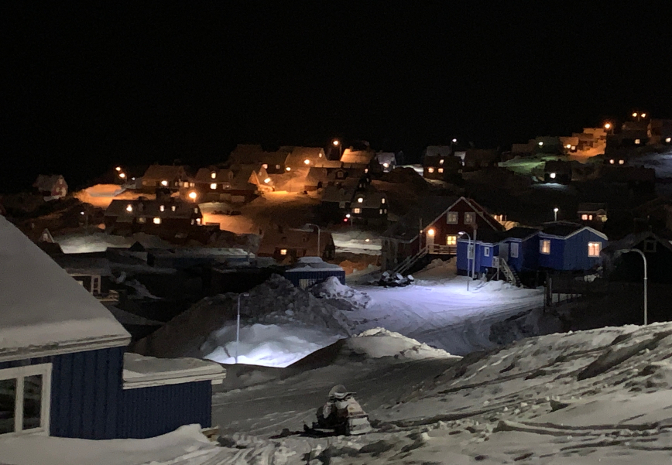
[588, 242, 601, 257]
[275, 165, 281, 169]
[211, 172, 217, 179]
[438, 168, 444, 173]
[280, 248, 287, 255]
[353, 208, 361, 214]
[137, 217, 146, 224]
[193, 208, 198, 213]
[191, 219, 195, 225]
[196, 218, 201, 224]
[379, 208, 384, 214]
[171, 206, 176, 211]
[357, 197, 363, 203]
[381, 198, 386, 204]
[447, 212, 458, 224]
[153, 217, 161, 224]
[588, 214, 593, 220]
[262, 163, 268, 169]
[161, 180, 168, 186]
[540, 240, 551, 255]
[635, 139, 641, 145]
[210, 183, 217, 189]
[581, 214, 588, 220]
[618, 159, 625, 165]
[264, 177, 271, 183]
[464, 212, 475, 224]
[160, 205, 165, 212]
[439, 159, 444, 165]
[190, 182, 195, 187]
[446, 235, 457, 246]
[427, 167, 435, 173]
[549, 172, 556, 179]
[510, 242, 519, 258]
[483, 246, 490, 257]
[610, 159, 615, 164]
[304, 159, 310, 165]
[126, 204, 133, 212]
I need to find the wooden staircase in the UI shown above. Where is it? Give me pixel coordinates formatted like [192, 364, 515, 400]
[392, 246, 429, 275]
[497, 257, 521, 287]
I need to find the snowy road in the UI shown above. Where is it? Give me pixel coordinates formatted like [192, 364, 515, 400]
[348, 266, 544, 356]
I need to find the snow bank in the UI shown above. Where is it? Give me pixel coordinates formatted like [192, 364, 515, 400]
[55, 231, 171, 254]
[346, 327, 457, 360]
[0, 424, 216, 465]
[412, 258, 457, 281]
[310, 276, 371, 309]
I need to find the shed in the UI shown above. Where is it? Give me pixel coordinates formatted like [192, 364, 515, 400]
[284, 257, 345, 289]
[0, 216, 225, 440]
[538, 222, 607, 271]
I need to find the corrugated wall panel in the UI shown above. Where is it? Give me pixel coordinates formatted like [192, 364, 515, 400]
[118, 381, 212, 439]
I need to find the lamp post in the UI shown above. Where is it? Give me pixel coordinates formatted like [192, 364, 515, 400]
[621, 249, 648, 325]
[553, 207, 559, 222]
[304, 223, 321, 258]
[332, 139, 342, 159]
[458, 231, 472, 291]
[235, 292, 249, 364]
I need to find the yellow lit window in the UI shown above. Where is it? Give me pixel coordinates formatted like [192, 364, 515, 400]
[428, 167, 435, 173]
[153, 217, 161, 224]
[581, 214, 588, 220]
[446, 235, 457, 246]
[353, 208, 361, 214]
[280, 249, 287, 255]
[540, 240, 551, 254]
[588, 242, 601, 257]
[210, 183, 217, 189]
[438, 168, 444, 173]
[211, 172, 217, 179]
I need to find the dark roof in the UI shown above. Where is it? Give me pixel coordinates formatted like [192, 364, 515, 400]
[503, 227, 540, 240]
[382, 196, 459, 241]
[602, 231, 672, 255]
[473, 229, 507, 244]
[577, 203, 607, 212]
[540, 221, 584, 237]
[143, 165, 187, 181]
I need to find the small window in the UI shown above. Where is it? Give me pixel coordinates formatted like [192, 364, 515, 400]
[464, 212, 475, 224]
[160, 205, 165, 212]
[194, 208, 199, 213]
[427, 167, 435, 173]
[153, 217, 161, 224]
[484, 246, 490, 257]
[446, 235, 457, 246]
[618, 159, 625, 165]
[379, 208, 384, 215]
[137, 217, 146, 224]
[211, 171, 217, 179]
[447, 212, 458, 224]
[0, 364, 51, 435]
[171, 205, 176, 211]
[353, 208, 362, 214]
[275, 164, 281, 170]
[210, 183, 217, 190]
[588, 242, 601, 257]
[588, 214, 593, 220]
[439, 159, 444, 165]
[191, 219, 195, 225]
[280, 248, 287, 255]
[190, 182, 195, 187]
[581, 214, 588, 220]
[438, 168, 444, 173]
[540, 239, 551, 255]
[262, 164, 268, 169]
[643, 239, 657, 253]
[196, 218, 201, 225]
[510, 242, 519, 258]
[381, 198, 386, 204]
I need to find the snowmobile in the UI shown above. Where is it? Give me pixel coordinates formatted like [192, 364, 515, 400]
[305, 385, 372, 436]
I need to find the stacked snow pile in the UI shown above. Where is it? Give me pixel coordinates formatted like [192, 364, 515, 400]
[310, 276, 371, 310]
[132, 274, 352, 359]
[344, 328, 457, 361]
[412, 258, 456, 281]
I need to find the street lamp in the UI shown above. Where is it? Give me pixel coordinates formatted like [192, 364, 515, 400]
[604, 122, 612, 134]
[620, 249, 648, 325]
[304, 223, 321, 258]
[332, 139, 342, 159]
[553, 207, 559, 222]
[235, 292, 250, 364]
[458, 231, 472, 291]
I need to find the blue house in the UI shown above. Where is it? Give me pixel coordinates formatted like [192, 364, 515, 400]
[537, 222, 607, 271]
[0, 217, 225, 440]
[456, 230, 505, 276]
[499, 227, 541, 274]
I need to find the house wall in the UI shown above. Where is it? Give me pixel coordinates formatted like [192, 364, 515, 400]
[117, 381, 212, 439]
[539, 230, 603, 271]
[456, 241, 498, 274]
[502, 236, 540, 273]
[0, 346, 125, 439]
[538, 236, 566, 270]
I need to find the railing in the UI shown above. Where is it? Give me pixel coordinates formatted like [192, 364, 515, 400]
[497, 257, 519, 286]
[427, 244, 457, 255]
[393, 246, 429, 275]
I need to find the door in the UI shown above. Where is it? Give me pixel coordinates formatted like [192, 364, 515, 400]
[499, 242, 509, 261]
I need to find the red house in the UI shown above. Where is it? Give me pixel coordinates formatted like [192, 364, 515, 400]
[381, 196, 505, 272]
[33, 175, 68, 199]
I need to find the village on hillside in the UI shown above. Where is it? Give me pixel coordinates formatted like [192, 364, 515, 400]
[5, 114, 672, 463]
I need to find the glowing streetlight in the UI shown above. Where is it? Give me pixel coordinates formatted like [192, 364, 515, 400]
[604, 123, 611, 130]
[304, 159, 310, 165]
[115, 166, 122, 172]
[633, 112, 638, 118]
[285, 167, 291, 172]
[235, 293, 250, 364]
[119, 172, 126, 179]
[188, 191, 197, 200]
[161, 180, 168, 186]
[641, 113, 647, 118]
[553, 207, 559, 222]
[332, 139, 342, 159]
[452, 138, 457, 143]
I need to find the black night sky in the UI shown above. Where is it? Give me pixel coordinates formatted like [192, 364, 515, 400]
[3, 2, 672, 192]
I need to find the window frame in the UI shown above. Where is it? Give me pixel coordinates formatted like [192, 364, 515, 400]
[0, 363, 52, 436]
[588, 241, 601, 257]
[464, 212, 475, 224]
[446, 212, 458, 224]
[446, 235, 457, 246]
[510, 242, 519, 258]
[643, 239, 657, 253]
[540, 239, 551, 255]
[483, 246, 490, 257]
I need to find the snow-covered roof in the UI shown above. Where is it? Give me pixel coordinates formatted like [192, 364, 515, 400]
[285, 256, 344, 273]
[33, 174, 66, 191]
[122, 352, 225, 389]
[142, 165, 187, 182]
[0, 217, 130, 361]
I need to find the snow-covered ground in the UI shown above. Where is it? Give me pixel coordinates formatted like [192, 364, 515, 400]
[332, 230, 381, 254]
[54, 231, 172, 253]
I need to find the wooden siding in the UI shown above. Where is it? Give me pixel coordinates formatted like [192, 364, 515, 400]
[0, 347, 125, 439]
[539, 229, 604, 271]
[118, 381, 212, 439]
[456, 241, 499, 274]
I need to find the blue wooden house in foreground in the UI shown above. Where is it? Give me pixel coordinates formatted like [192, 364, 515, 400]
[0, 217, 225, 440]
[456, 222, 607, 279]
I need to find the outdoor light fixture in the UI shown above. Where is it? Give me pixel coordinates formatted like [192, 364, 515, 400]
[619, 160, 625, 165]
[633, 112, 638, 118]
[667, 138, 672, 143]
[427, 228, 435, 236]
[538, 141, 544, 146]
[126, 204, 133, 212]
[610, 159, 615, 164]
[115, 166, 121, 171]
[357, 197, 363, 203]
[153, 217, 161, 224]
[554, 207, 559, 222]
[383, 162, 389, 168]
[452, 138, 457, 143]
[264, 177, 271, 183]
[439, 159, 444, 165]
[304, 159, 310, 165]
[635, 139, 641, 145]
[161, 180, 168, 186]
[604, 123, 612, 130]
[286, 167, 291, 171]
[346, 213, 351, 218]
[119, 173, 126, 179]
[211, 172, 216, 179]
[550, 172, 556, 179]
[642, 113, 647, 118]
[188, 191, 197, 200]
[333, 139, 339, 146]
[565, 144, 571, 149]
